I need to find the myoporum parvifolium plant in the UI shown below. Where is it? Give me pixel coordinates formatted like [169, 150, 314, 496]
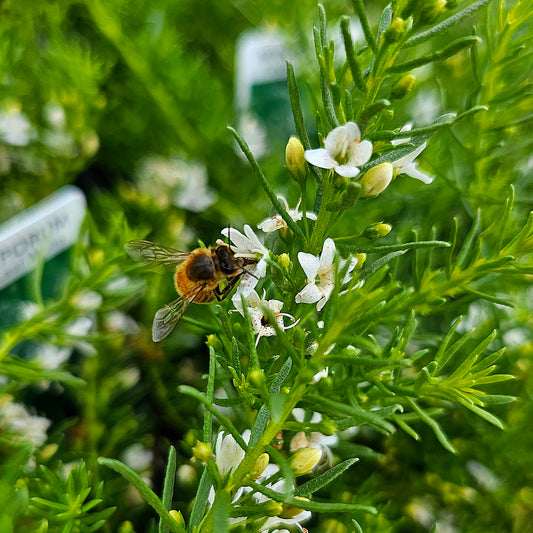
[1, 0, 532, 532]
[99, 1, 532, 531]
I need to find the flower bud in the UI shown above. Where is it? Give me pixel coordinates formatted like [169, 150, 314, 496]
[206, 334, 221, 349]
[280, 496, 310, 518]
[264, 500, 284, 516]
[420, 0, 447, 25]
[360, 163, 394, 197]
[354, 253, 367, 268]
[384, 18, 405, 43]
[249, 369, 266, 387]
[289, 447, 322, 476]
[250, 452, 270, 480]
[363, 222, 393, 240]
[285, 136, 306, 183]
[169, 510, 185, 526]
[192, 441, 213, 463]
[391, 74, 416, 100]
[278, 253, 291, 269]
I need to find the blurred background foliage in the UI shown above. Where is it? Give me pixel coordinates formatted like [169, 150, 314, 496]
[0, 0, 532, 531]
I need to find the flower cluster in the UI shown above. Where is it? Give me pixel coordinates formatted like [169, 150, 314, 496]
[304, 121, 433, 196]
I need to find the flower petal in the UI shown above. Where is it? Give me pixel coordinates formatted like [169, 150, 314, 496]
[319, 238, 336, 268]
[348, 139, 373, 166]
[304, 148, 337, 169]
[401, 163, 434, 184]
[392, 142, 427, 168]
[258, 217, 284, 233]
[298, 252, 320, 279]
[295, 282, 322, 305]
[325, 122, 361, 156]
[334, 164, 360, 178]
[221, 226, 245, 247]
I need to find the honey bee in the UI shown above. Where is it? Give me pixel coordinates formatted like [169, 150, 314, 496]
[125, 239, 257, 342]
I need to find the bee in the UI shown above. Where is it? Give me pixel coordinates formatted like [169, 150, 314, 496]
[125, 239, 257, 342]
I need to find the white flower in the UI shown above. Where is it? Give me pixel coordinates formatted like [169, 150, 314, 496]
[392, 142, 434, 184]
[295, 238, 336, 311]
[305, 122, 372, 178]
[215, 431, 247, 477]
[234, 290, 299, 346]
[221, 225, 270, 301]
[0, 107, 37, 146]
[122, 443, 153, 473]
[0, 396, 50, 449]
[255, 465, 311, 532]
[208, 430, 250, 509]
[390, 123, 413, 145]
[257, 195, 316, 233]
[291, 409, 339, 466]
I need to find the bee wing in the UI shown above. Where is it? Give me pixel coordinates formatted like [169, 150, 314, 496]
[151, 285, 205, 342]
[125, 239, 190, 268]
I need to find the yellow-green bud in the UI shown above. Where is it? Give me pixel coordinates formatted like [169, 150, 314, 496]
[285, 136, 306, 182]
[391, 74, 416, 100]
[169, 510, 185, 526]
[192, 441, 213, 463]
[264, 500, 284, 516]
[250, 453, 270, 480]
[363, 222, 393, 240]
[39, 443, 59, 462]
[354, 253, 367, 268]
[206, 334, 221, 349]
[280, 496, 310, 518]
[384, 17, 405, 43]
[289, 447, 322, 476]
[420, 0, 447, 25]
[249, 369, 266, 387]
[360, 163, 394, 197]
[118, 521, 136, 533]
[278, 253, 291, 269]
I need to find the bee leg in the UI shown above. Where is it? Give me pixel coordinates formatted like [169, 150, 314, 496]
[215, 276, 241, 301]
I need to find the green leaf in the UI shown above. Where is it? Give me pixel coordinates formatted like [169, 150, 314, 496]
[159, 446, 177, 533]
[0, 355, 86, 388]
[227, 126, 306, 243]
[97, 458, 184, 533]
[295, 458, 359, 497]
[341, 16, 367, 93]
[405, 0, 493, 47]
[337, 240, 450, 253]
[188, 469, 211, 532]
[388, 36, 481, 73]
[351, 0, 378, 53]
[407, 399, 457, 454]
[303, 394, 396, 434]
[212, 490, 231, 533]
[178, 385, 247, 450]
[203, 346, 217, 443]
[361, 250, 407, 279]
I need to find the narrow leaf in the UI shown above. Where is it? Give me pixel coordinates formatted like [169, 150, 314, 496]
[405, 0, 493, 47]
[407, 399, 456, 453]
[341, 16, 367, 93]
[361, 250, 407, 279]
[97, 458, 184, 533]
[351, 0, 377, 53]
[295, 458, 359, 496]
[159, 446, 177, 533]
[388, 36, 481, 73]
[212, 490, 231, 533]
[188, 469, 211, 532]
[228, 126, 306, 242]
